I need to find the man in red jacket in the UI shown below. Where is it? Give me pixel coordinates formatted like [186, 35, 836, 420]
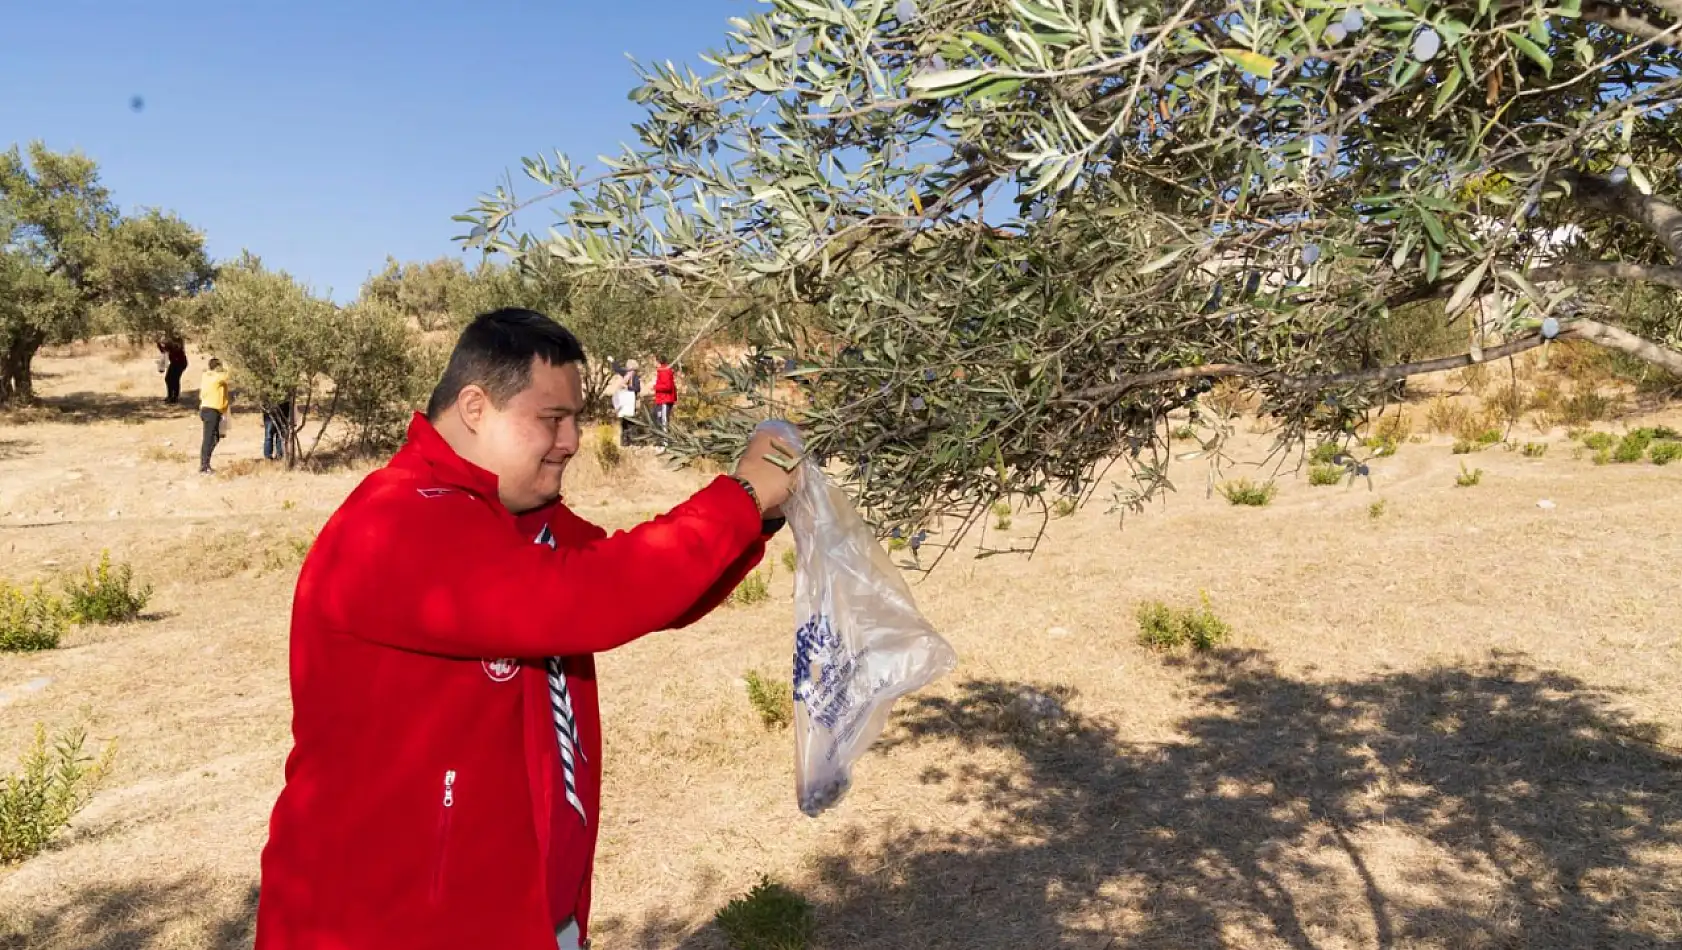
[255, 308, 797, 950]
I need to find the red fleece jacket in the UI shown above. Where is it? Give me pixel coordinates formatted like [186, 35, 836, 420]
[255, 414, 767, 950]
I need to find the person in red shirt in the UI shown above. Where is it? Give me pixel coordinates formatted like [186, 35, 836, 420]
[255, 308, 798, 950]
[652, 357, 678, 429]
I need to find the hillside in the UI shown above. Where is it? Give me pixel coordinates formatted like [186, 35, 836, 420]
[2, 341, 1679, 949]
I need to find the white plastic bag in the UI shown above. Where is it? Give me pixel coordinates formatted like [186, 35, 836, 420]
[756, 420, 958, 816]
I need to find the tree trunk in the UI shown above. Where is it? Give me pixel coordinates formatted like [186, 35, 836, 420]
[0, 329, 45, 405]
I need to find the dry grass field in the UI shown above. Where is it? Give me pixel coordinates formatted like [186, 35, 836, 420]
[2, 340, 1680, 949]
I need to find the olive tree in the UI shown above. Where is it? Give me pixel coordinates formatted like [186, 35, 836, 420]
[460, 0, 1682, 551]
[0, 142, 211, 404]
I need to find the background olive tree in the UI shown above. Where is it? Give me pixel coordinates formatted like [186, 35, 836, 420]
[195, 254, 430, 465]
[456, 0, 1682, 552]
[363, 255, 696, 417]
[0, 142, 211, 404]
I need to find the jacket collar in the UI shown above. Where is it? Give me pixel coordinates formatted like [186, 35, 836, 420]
[396, 412, 502, 501]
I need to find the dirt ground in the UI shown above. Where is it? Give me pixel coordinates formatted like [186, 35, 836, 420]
[1, 341, 1679, 949]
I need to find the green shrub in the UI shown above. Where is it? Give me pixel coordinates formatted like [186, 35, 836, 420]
[62, 552, 151, 625]
[1136, 595, 1231, 653]
[1362, 436, 1399, 456]
[1308, 464, 1343, 486]
[1172, 424, 1197, 440]
[1455, 464, 1483, 487]
[1475, 428, 1503, 446]
[1051, 496, 1078, 518]
[780, 548, 797, 573]
[1451, 440, 1475, 455]
[0, 582, 68, 652]
[1520, 442, 1548, 458]
[1308, 442, 1343, 465]
[1579, 431, 1617, 450]
[1650, 441, 1682, 466]
[1613, 430, 1653, 463]
[1218, 479, 1276, 507]
[1592, 447, 1612, 466]
[729, 570, 771, 608]
[715, 875, 815, 950]
[0, 722, 116, 864]
[1368, 499, 1388, 519]
[743, 671, 793, 730]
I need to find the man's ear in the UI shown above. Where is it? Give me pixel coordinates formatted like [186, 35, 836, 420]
[455, 385, 489, 432]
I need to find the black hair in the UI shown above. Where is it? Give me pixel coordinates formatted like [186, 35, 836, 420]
[425, 308, 586, 421]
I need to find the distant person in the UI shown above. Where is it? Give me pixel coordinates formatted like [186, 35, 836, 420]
[263, 394, 294, 462]
[254, 307, 797, 950]
[619, 359, 643, 445]
[199, 358, 230, 474]
[612, 377, 637, 445]
[653, 357, 678, 429]
[157, 336, 188, 404]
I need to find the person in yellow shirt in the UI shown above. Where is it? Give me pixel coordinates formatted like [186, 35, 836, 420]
[199, 358, 231, 474]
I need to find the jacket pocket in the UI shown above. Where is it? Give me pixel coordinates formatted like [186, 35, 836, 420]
[429, 769, 456, 904]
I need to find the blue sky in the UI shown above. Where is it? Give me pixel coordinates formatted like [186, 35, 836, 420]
[0, 0, 753, 301]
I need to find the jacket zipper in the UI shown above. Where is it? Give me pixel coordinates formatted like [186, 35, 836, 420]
[429, 769, 456, 904]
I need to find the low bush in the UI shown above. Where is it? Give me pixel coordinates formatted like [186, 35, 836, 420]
[1308, 464, 1343, 487]
[1650, 441, 1682, 466]
[62, 552, 151, 625]
[1218, 479, 1277, 507]
[0, 582, 68, 653]
[1136, 595, 1231, 653]
[715, 875, 815, 950]
[0, 722, 117, 864]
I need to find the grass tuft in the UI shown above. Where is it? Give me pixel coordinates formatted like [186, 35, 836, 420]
[729, 570, 772, 608]
[1218, 479, 1277, 507]
[744, 671, 794, 730]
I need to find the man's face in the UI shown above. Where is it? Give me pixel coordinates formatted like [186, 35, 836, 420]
[472, 358, 584, 514]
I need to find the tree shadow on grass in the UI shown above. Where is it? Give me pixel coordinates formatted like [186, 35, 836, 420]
[0, 876, 257, 950]
[608, 650, 1682, 949]
[15, 390, 199, 426]
[0, 438, 37, 461]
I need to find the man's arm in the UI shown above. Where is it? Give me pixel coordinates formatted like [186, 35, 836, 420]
[308, 474, 763, 659]
[548, 504, 774, 632]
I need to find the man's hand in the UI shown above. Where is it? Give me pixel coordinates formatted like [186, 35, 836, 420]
[734, 427, 800, 516]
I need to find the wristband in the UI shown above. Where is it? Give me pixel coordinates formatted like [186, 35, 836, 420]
[729, 474, 762, 514]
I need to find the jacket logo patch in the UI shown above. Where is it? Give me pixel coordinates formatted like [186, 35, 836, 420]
[416, 488, 455, 498]
[481, 658, 519, 683]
